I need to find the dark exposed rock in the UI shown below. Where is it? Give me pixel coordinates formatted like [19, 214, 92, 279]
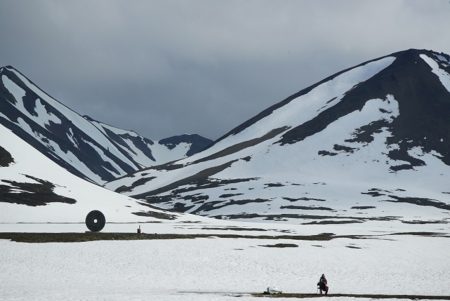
[318, 150, 337, 156]
[280, 205, 335, 211]
[0, 232, 340, 243]
[184, 194, 209, 203]
[333, 144, 357, 154]
[346, 245, 362, 249]
[0, 175, 76, 206]
[159, 134, 213, 156]
[264, 183, 285, 188]
[401, 220, 447, 224]
[303, 220, 363, 225]
[219, 193, 243, 198]
[345, 120, 390, 145]
[386, 196, 450, 211]
[133, 202, 178, 219]
[190, 201, 223, 213]
[172, 178, 256, 195]
[173, 202, 195, 212]
[361, 191, 385, 197]
[132, 210, 177, 220]
[362, 188, 392, 197]
[387, 148, 425, 171]
[201, 226, 267, 232]
[351, 206, 376, 210]
[192, 198, 270, 214]
[192, 127, 288, 165]
[115, 177, 156, 193]
[145, 194, 174, 204]
[260, 243, 298, 248]
[0, 146, 14, 167]
[282, 197, 326, 202]
[390, 164, 413, 171]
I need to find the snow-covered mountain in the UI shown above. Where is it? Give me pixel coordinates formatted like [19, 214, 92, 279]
[0, 122, 188, 225]
[106, 49, 450, 224]
[86, 116, 212, 170]
[0, 66, 212, 184]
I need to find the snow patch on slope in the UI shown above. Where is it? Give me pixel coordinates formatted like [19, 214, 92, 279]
[2, 76, 61, 129]
[420, 54, 450, 93]
[152, 142, 192, 163]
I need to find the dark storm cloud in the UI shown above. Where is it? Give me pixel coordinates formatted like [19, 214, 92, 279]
[1, 0, 450, 139]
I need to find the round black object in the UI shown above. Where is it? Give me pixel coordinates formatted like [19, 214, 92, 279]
[85, 210, 106, 232]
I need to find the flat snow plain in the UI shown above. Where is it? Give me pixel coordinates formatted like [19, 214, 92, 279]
[1, 220, 449, 301]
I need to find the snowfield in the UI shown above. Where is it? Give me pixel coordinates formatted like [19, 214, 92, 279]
[1, 234, 449, 301]
[0, 210, 449, 300]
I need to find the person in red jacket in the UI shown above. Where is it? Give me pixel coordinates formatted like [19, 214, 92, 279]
[317, 274, 329, 295]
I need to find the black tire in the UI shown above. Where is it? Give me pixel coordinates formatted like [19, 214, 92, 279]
[85, 210, 106, 232]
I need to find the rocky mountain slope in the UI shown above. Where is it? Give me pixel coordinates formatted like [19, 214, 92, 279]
[106, 49, 450, 225]
[0, 66, 212, 184]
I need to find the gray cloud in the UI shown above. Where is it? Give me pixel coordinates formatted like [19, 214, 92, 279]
[1, 0, 450, 139]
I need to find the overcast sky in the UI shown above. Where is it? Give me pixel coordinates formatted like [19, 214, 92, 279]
[1, 0, 450, 140]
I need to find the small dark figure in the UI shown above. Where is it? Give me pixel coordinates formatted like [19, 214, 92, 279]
[137, 225, 141, 234]
[317, 274, 329, 295]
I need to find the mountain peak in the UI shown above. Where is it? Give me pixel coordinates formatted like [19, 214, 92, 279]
[386, 48, 445, 59]
[390, 49, 450, 69]
[0, 65, 14, 71]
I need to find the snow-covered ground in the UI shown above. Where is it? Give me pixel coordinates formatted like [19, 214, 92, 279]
[1, 210, 449, 300]
[1, 234, 449, 301]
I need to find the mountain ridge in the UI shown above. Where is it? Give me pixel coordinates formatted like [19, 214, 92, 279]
[0, 66, 212, 184]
